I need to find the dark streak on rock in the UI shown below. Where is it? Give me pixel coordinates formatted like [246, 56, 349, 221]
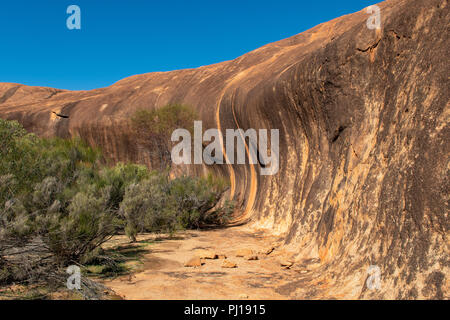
[0, 85, 21, 104]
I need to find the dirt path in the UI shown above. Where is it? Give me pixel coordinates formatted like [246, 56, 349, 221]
[102, 226, 316, 300]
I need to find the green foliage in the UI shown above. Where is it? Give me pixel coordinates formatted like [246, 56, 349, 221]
[0, 118, 101, 200]
[168, 174, 231, 229]
[131, 104, 197, 137]
[131, 104, 197, 170]
[0, 118, 232, 287]
[35, 188, 118, 265]
[95, 163, 150, 210]
[120, 173, 233, 240]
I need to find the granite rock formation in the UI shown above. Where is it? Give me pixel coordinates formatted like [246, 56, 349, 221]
[0, 0, 448, 299]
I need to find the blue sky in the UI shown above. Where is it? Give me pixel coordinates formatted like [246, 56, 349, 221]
[0, 0, 377, 90]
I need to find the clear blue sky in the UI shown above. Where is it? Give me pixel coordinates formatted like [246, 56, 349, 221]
[0, 0, 377, 90]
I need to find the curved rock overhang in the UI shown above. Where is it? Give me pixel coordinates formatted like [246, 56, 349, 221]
[0, 0, 448, 299]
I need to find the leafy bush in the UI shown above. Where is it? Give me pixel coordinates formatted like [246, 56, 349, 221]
[0, 118, 232, 290]
[0, 119, 100, 201]
[120, 173, 233, 241]
[168, 174, 232, 229]
[33, 187, 117, 265]
[131, 104, 197, 170]
[95, 163, 150, 210]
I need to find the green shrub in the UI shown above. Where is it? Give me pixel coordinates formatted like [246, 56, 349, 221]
[95, 163, 150, 210]
[37, 189, 118, 265]
[120, 173, 233, 241]
[119, 174, 176, 241]
[169, 174, 226, 229]
[0, 118, 232, 289]
[131, 104, 197, 170]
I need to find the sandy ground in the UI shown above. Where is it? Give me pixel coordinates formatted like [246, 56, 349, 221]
[102, 226, 315, 300]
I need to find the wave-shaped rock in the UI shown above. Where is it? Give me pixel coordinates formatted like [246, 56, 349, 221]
[1, 0, 448, 299]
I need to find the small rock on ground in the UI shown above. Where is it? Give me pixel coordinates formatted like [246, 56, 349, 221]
[195, 249, 218, 259]
[259, 247, 275, 255]
[235, 249, 254, 257]
[280, 260, 294, 269]
[184, 257, 203, 267]
[222, 260, 237, 268]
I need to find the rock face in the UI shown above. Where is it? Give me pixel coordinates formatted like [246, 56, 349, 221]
[0, 0, 448, 299]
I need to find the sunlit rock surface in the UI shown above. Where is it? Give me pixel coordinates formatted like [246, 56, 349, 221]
[1, 0, 448, 299]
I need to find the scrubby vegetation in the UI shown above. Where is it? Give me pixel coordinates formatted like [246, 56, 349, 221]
[0, 118, 233, 298]
[131, 104, 196, 170]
